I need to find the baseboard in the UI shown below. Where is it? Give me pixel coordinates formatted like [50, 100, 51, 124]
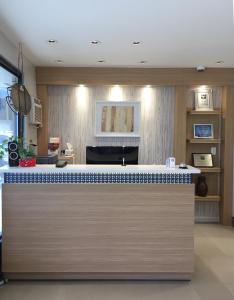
[232, 217, 234, 227]
[195, 217, 219, 223]
[3, 272, 192, 281]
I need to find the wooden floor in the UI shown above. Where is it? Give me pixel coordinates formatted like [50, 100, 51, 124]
[1, 224, 234, 300]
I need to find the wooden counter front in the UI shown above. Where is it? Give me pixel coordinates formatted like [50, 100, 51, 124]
[2, 183, 194, 280]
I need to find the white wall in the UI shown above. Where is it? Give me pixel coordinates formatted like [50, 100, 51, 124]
[0, 30, 37, 233]
[0, 30, 37, 144]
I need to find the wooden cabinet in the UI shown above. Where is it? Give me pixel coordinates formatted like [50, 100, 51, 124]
[2, 183, 194, 280]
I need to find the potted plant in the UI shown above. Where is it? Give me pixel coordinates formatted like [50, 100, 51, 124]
[18, 140, 36, 167]
[0, 140, 8, 167]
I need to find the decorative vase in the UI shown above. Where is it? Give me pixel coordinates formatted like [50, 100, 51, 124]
[196, 175, 208, 197]
[19, 158, 36, 167]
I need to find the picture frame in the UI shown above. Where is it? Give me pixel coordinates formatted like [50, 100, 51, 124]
[195, 90, 213, 111]
[95, 101, 141, 137]
[192, 153, 213, 167]
[193, 124, 214, 139]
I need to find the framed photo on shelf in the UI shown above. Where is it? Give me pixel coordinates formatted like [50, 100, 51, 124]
[192, 153, 213, 167]
[193, 124, 214, 139]
[195, 90, 213, 111]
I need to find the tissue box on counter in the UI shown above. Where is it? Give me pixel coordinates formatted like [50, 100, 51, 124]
[166, 157, 176, 168]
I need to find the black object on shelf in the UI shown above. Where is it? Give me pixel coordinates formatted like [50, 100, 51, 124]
[36, 154, 58, 164]
[196, 175, 208, 197]
[86, 146, 138, 165]
[179, 163, 188, 169]
[56, 160, 67, 168]
[8, 141, 19, 167]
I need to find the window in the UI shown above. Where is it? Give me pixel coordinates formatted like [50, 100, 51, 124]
[0, 57, 22, 234]
[0, 66, 18, 144]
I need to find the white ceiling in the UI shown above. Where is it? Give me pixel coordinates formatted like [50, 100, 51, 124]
[0, 0, 234, 68]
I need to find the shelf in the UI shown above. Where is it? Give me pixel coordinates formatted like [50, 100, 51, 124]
[195, 195, 221, 202]
[187, 109, 221, 115]
[200, 167, 221, 173]
[187, 138, 221, 144]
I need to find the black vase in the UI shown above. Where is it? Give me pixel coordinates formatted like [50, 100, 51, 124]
[196, 175, 208, 197]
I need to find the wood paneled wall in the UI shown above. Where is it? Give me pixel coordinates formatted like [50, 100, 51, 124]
[174, 86, 187, 163]
[36, 67, 234, 86]
[48, 86, 175, 164]
[37, 85, 48, 155]
[221, 86, 234, 225]
[36, 67, 234, 225]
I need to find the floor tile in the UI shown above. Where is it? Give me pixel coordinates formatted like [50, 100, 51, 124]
[1, 224, 234, 300]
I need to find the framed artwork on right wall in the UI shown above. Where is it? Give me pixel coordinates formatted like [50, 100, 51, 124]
[192, 153, 213, 167]
[193, 124, 214, 139]
[194, 89, 213, 111]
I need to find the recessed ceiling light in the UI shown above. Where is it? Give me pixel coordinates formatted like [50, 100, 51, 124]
[55, 59, 63, 63]
[140, 60, 147, 64]
[133, 41, 141, 45]
[216, 60, 224, 64]
[91, 40, 101, 45]
[98, 60, 105, 63]
[48, 39, 58, 44]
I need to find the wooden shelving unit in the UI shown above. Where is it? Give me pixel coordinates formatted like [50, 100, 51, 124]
[186, 88, 223, 223]
[200, 167, 221, 173]
[187, 109, 221, 115]
[195, 195, 221, 202]
[187, 138, 221, 144]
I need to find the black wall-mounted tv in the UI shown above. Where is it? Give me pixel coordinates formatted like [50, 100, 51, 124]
[86, 146, 138, 165]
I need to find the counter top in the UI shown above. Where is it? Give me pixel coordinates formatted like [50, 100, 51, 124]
[0, 164, 200, 174]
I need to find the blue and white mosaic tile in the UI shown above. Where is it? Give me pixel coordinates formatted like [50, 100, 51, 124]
[4, 172, 192, 184]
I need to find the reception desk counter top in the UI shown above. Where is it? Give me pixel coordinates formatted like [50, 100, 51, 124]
[0, 164, 200, 174]
[1, 164, 200, 184]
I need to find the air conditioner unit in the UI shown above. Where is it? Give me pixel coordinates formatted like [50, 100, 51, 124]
[30, 97, 42, 127]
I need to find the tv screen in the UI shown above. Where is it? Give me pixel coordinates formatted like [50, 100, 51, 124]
[86, 146, 138, 165]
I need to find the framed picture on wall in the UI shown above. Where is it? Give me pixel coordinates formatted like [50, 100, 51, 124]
[193, 124, 214, 139]
[95, 101, 141, 137]
[192, 153, 213, 167]
[195, 90, 213, 111]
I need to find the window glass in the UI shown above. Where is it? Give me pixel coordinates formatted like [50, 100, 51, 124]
[0, 66, 18, 143]
[0, 66, 18, 233]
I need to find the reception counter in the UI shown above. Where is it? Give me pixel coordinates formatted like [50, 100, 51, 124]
[1, 164, 199, 280]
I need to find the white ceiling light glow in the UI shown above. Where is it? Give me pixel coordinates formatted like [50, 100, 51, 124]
[76, 85, 88, 111]
[197, 85, 209, 93]
[142, 85, 153, 114]
[109, 85, 123, 101]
